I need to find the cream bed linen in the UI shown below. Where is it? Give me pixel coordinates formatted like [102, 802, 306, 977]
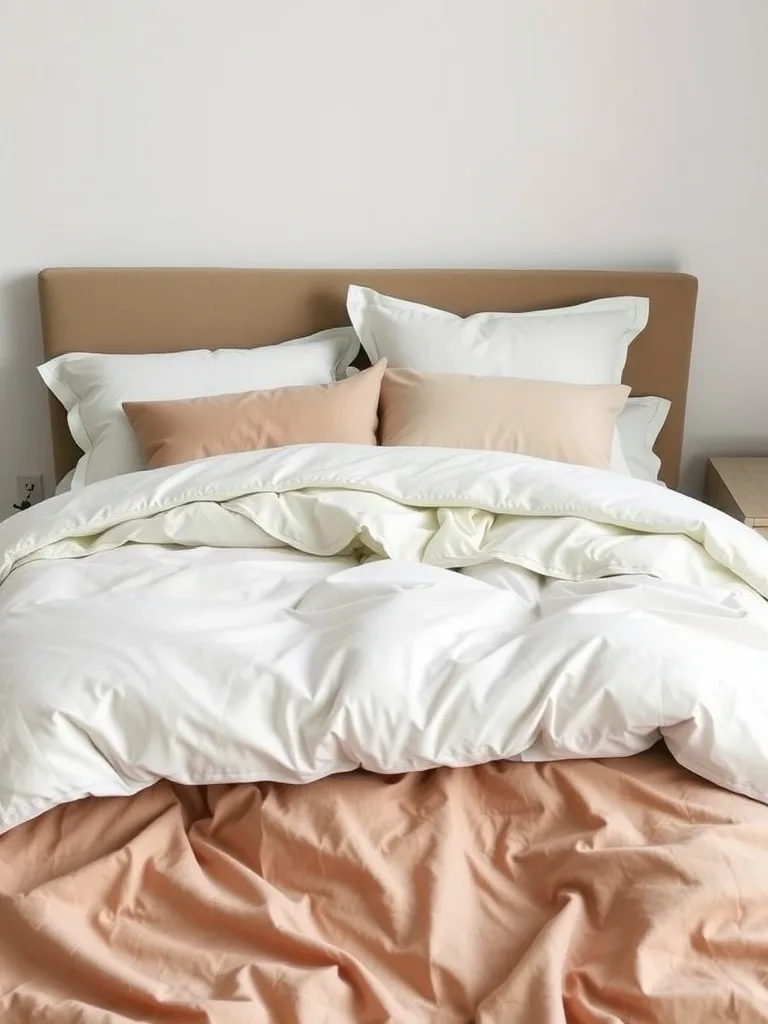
[2, 444, 768, 834]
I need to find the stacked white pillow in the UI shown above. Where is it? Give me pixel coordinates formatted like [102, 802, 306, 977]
[40, 327, 359, 489]
[347, 286, 668, 482]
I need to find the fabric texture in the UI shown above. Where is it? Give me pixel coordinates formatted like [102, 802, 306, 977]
[38, 327, 360, 488]
[3, 444, 768, 833]
[3, 750, 768, 1022]
[124, 360, 386, 469]
[378, 368, 629, 468]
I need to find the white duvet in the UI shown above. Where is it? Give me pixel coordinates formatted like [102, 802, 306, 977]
[2, 444, 768, 834]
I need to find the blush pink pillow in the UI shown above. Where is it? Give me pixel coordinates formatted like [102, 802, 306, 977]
[379, 368, 630, 469]
[124, 360, 386, 469]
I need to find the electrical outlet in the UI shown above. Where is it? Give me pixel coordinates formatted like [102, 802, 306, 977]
[16, 474, 44, 509]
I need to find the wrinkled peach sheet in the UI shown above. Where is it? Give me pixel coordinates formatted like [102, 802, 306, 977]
[2, 750, 768, 1023]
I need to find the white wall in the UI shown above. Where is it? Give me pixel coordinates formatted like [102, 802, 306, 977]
[1, 0, 766, 509]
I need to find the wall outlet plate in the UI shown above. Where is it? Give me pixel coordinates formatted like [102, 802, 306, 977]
[16, 474, 44, 507]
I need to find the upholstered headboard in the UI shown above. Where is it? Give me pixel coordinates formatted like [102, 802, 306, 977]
[38, 268, 697, 487]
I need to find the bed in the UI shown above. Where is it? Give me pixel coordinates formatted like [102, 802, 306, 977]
[3, 268, 768, 1023]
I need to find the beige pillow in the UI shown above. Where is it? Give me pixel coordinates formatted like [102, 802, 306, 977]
[124, 360, 386, 470]
[379, 368, 630, 469]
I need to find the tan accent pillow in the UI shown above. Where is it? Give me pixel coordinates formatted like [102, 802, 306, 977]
[124, 360, 387, 469]
[379, 369, 630, 469]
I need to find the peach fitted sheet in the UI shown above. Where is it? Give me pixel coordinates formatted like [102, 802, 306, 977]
[2, 749, 768, 1023]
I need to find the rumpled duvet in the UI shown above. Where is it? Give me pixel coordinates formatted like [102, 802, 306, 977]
[2, 443, 768, 835]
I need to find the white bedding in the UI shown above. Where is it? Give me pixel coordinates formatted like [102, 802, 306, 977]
[2, 444, 768, 833]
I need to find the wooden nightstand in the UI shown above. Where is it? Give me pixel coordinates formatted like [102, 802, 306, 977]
[704, 458, 768, 538]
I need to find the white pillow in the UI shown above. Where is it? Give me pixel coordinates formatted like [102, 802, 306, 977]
[347, 286, 649, 385]
[40, 327, 359, 489]
[616, 396, 671, 483]
[54, 469, 76, 495]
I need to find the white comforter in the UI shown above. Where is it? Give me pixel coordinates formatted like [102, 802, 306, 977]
[2, 444, 768, 833]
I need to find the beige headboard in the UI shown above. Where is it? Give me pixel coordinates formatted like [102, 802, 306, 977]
[38, 268, 698, 488]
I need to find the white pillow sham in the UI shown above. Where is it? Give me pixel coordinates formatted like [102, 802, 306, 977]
[616, 396, 671, 483]
[54, 469, 76, 495]
[347, 286, 649, 385]
[40, 327, 359, 489]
